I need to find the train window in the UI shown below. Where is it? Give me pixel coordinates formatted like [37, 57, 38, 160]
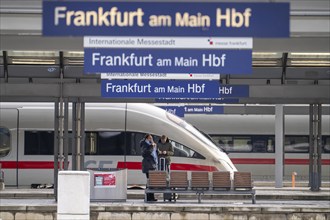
[0, 127, 11, 157]
[97, 131, 125, 155]
[266, 138, 275, 153]
[126, 132, 145, 156]
[85, 132, 97, 155]
[170, 140, 205, 159]
[210, 136, 252, 152]
[322, 136, 330, 153]
[210, 135, 275, 153]
[284, 136, 309, 153]
[25, 131, 54, 155]
[167, 112, 219, 152]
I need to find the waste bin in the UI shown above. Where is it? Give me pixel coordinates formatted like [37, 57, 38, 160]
[88, 168, 127, 202]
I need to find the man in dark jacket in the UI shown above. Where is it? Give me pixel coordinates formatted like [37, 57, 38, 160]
[158, 135, 174, 172]
[140, 134, 158, 201]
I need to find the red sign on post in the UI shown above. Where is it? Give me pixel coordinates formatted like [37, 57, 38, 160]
[94, 173, 116, 187]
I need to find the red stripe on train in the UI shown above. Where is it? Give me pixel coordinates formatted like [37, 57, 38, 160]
[0, 161, 67, 169]
[231, 158, 330, 165]
[0, 161, 217, 170]
[0, 159, 329, 169]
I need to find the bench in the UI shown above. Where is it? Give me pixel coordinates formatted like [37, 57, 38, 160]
[145, 171, 256, 204]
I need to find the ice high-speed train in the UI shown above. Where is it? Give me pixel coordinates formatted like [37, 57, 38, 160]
[185, 113, 330, 181]
[0, 102, 237, 186]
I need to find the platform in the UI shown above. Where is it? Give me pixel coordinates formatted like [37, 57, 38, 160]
[1, 186, 329, 220]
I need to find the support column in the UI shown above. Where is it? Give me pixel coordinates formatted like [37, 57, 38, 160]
[309, 104, 322, 191]
[80, 102, 86, 170]
[63, 99, 69, 170]
[275, 104, 284, 188]
[72, 101, 85, 171]
[72, 102, 77, 171]
[54, 100, 59, 201]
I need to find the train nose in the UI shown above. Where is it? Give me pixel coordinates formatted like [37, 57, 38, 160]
[218, 158, 237, 172]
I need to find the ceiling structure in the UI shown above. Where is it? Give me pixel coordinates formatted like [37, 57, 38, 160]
[0, 0, 329, 104]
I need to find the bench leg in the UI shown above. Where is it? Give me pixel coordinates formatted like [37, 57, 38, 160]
[144, 191, 147, 203]
[252, 193, 256, 204]
[196, 192, 202, 203]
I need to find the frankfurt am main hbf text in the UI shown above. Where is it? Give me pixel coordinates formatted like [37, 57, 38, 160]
[91, 53, 227, 67]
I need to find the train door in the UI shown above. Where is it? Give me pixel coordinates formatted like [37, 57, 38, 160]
[0, 108, 18, 186]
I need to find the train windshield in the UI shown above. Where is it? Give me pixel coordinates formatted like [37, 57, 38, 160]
[166, 112, 223, 152]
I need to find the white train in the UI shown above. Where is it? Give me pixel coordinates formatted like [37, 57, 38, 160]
[1, 103, 329, 187]
[185, 113, 330, 181]
[0, 102, 236, 187]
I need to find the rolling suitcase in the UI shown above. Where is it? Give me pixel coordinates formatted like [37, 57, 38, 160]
[159, 158, 174, 201]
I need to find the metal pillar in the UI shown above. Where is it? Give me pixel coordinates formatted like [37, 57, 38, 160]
[63, 99, 69, 170]
[309, 104, 322, 191]
[80, 102, 86, 170]
[54, 100, 59, 201]
[275, 104, 284, 188]
[72, 101, 85, 171]
[72, 102, 77, 171]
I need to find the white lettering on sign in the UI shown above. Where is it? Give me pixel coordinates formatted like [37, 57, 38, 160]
[54, 6, 145, 27]
[106, 82, 152, 93]
[175, 12, 211, 27]
[166, 109, 176, 114]
[204, 106, 213, 112]
[92, 53, 153, 66]
[202, 54, 226, 67]
[187, 84, 205, 93]
[167, 86, 185, 93]
[219, 86, 233, 94]
[174, 57, 198, 67]
[216, 8, 252, 27]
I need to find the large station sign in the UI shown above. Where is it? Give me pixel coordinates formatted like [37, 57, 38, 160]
[85, 48, 252, 74]
[43, 1, 289, 37]
[85, 37, 252, 75]
[101, 80, 220, 98]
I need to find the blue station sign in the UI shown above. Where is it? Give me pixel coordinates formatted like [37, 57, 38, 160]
[43, 1, 290, 37]
[219, 85, 249, 97]
[85, 48, 252, 74]
[184, 105, 224, 114]
[159, 106, 185, 117]
[101, 80, 220, 98]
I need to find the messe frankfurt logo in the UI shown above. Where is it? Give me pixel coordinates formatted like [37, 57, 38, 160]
[208, 38, 214, 45]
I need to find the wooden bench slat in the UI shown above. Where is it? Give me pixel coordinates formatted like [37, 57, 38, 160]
[170, 171, 188, 189]
[212, 171, 231, 190]
[234, 172, 252, 189]
[148, 171, 167, 189]
[191, 171, 209, 189]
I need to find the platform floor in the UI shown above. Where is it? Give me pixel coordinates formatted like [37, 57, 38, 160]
[1, 187, 329, 220]
[1, 186, 329, 203]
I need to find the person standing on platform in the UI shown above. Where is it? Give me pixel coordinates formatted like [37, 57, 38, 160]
[140, 134, 158, 202]
[158, 135, 174, 172]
